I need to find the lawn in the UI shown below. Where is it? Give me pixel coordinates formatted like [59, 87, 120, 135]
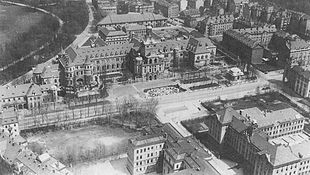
[25, 125, 141, 165]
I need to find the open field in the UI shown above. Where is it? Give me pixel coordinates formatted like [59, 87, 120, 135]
[0, 4, 45, 46]
[71, 157, 161, 175]
[26, 125, 141, 165]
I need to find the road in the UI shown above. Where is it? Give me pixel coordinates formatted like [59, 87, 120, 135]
[16, 79, 266, 130]
[72, 0, 95, 47]
[157, 80, 267, 106]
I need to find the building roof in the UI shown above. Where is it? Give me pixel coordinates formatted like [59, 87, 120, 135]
[233, 25, 277, 35]
[224, 29, 263, 49]
[204, 15, 234, 24]
[97, 13, 167, 26]
[81, 36, 107, 48]
[123, 24, 146, 31]
[156, 0, 176, 7]
[0, 83, 42, 100]
[216, 107, 244, 125]
[1, 117, 18, 125]
[287, 36, 310, 51]
[187, 37, 216, 54]
[143, 39, 189, 56]
[129, 133, 166, 148]
[165, 137, 212, 172]
[99, 27, 127, 37]
[60, 43, 133, 67]
[33, 64, 59, 79]
[240, 107, 304, 128]
[229, 108, 310, 167]
[180, 9, 200, 17]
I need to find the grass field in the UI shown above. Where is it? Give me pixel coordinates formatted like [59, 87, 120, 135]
[26, 125, 141, 165]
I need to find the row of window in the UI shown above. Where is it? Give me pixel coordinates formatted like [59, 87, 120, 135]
[2, 97, 24, 102]
[263, 125, 303, 136]
[67, 65, 92, 72]
[135, 158, 157, 166]
[263, 120, 304, 132]
[275, 160, 310, 174]
[136, 144, 163, 155]
[85, 51, 128, 59]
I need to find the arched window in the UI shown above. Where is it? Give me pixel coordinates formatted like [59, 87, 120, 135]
[154, 58, 157, 64]
[149, 59, 152, 64]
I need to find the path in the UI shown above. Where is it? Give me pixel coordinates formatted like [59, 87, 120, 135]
[0, 0, 64, 72]
[72, 0, 95, 47]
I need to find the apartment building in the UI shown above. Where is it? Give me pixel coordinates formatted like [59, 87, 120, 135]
[287, 65, 310, 97]
[154, 0, 179, 18]
[127, 123, 218, 175]
[129, 1, 155, 13]
[268, 31, 310, 80]
[222, 29, 264, 64]
[0, 83, 56, 111]
[288, 11, 310, 38]
[233, 25, 277, 47]
[204, 15, 234, 36]
[127, 134, 166, 175]
[187, 0, 205, 9]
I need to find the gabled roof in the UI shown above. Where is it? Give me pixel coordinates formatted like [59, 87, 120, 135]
[81, 36, 107, 47]
[129, 133, 166, 148]
[180, 9, 200, 17]
[216, 107, 244, 125]
[61, 43, 133, 67]
[187, 37, 216, 54]
[0, 84, 32, 99]
[99, 27, 127, 37]
[98, 13, 167, 26]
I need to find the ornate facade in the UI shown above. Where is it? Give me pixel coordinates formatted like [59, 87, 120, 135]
[58, 43, 133, 92]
